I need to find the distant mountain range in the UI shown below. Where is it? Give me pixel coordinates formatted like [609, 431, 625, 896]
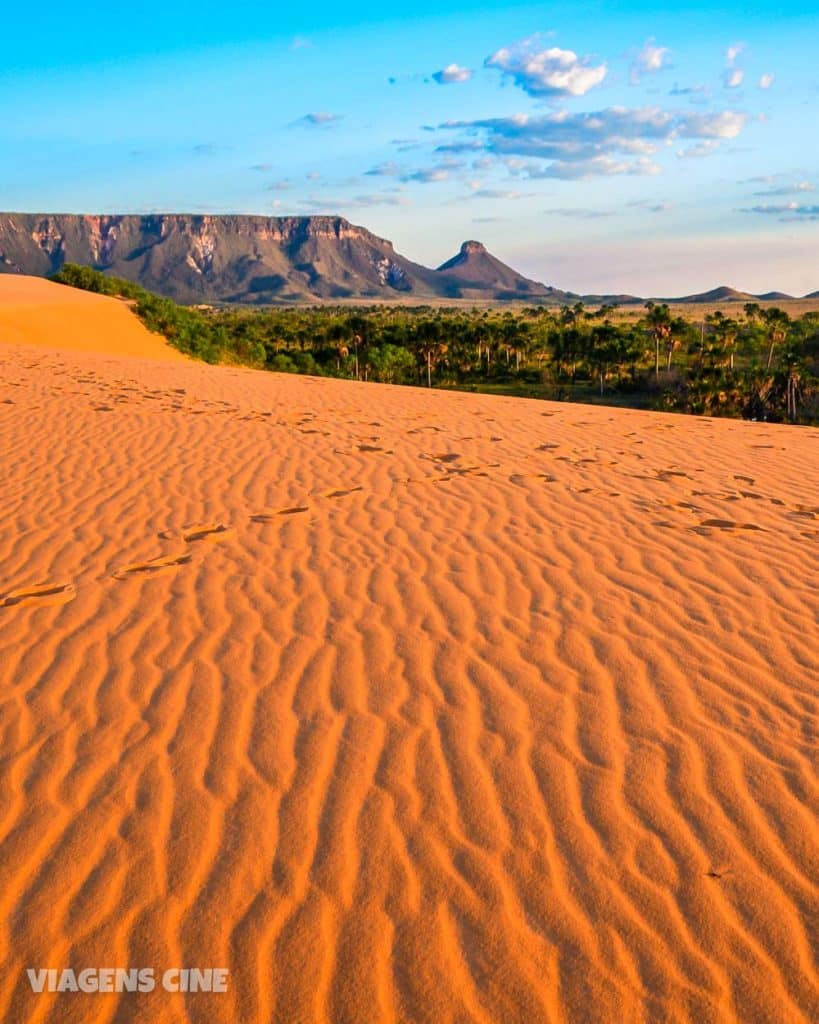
[0, 213, 812, 306]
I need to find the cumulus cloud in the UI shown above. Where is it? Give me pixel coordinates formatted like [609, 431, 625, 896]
[485, 39, 607, 98]
[677, 110, 746, 138]
[627, 199, 672, 213]
[401, 166, 452, 183]
[533, 156, 661, 180]
[295, 112, 343, 127]
[758, 73, 775, 89]
[741, 202, 819, 222]
[669, 83, 712, 106]
[753, 181, 815, 196]
[630, 39, 671, 85]
[722, 43, 746, 89]
[365, 161, 402, 178]
[299, 192, 409, 211]
[469, 187, 534, 200]
[549, 207, 615, 218]
[724, 68, 744, 89]
[434, 106, 747, 178]
[725, 43, 745, 66]
[432, 63, 472, 84]
[676, 140, 721, 159]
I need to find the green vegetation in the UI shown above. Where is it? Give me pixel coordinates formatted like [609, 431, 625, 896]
[52, 264, 819, 423]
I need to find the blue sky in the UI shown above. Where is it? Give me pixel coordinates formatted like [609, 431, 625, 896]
[2, 2, 818, 295]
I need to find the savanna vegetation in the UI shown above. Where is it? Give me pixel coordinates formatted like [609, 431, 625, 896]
[52, 264, 819, 424]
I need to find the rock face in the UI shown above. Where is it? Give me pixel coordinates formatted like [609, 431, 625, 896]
[0, 213, 566, 304]
[437, 240, 564, 299]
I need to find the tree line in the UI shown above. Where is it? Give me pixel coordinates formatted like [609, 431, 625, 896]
[52, 264, 819, 424]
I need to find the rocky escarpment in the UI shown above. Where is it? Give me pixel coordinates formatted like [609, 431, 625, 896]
[436, 240, 566, 298]
[0, 213, 563, 304]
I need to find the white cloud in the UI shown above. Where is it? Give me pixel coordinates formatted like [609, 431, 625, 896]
[531, 156, 661, 180]
[753, 181, 815, 197]
[549, 207, 615, 218]
[627, 199, 672, 213]
[724, 68, 744, 89]
[434, 106, 747, 179]
[669, 83, 712, 105]
[676, 140, 721, 159]
[299, 193, 410, 211]
[401, 166, 452, 183]
[678, 110, 747, 138]
[297, 112, 343, 126]
[758, 73, 775, 89]
[741, 202, 819, 222]
[725, 43, 745, 66]
[485, 40, 607, 98]
[470, 187, 534, 200]
[432, 63, 472, 85]
[365, 161, 402, 177]
[630, 39, 671, 85]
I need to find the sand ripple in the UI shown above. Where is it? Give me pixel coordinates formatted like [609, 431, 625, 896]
[0, 337, 817, 1023]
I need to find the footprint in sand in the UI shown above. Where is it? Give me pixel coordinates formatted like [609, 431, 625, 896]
[696, 519, 764, 532]
[251, 506, 310, 522]
[434, 463, 498, 482]
[0, 582, 76, 608]
[113, 554, 192, 580]
[181, 523, 234, 543]
[323, 486, 364, 499]
[157, 523, 233, 542]
[510, 472, 557, 483]
[422, 452, 461, 464]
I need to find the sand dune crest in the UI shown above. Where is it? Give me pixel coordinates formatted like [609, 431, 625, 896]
[0, 300, 816, 1023]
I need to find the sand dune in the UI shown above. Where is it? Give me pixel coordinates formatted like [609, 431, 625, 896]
[0, 293, 817, 1023]
[0, 275, 185, 360]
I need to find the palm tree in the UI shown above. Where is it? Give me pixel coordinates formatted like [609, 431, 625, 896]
[413, 318, 447, 387]
[589, 321, 619, 394]
[705, 311, 739, 370]
[327, 321, 352, 373]
[743, 302, 762, 324]
[761, 308, 790, 370]
[644, 301, 672, 379]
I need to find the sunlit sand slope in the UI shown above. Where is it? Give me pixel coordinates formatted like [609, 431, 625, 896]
[0, 275, 184, 359]
[0, 338, 816, 1023]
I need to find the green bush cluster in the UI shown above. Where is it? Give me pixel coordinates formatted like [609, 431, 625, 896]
[51, 265, 819, 423]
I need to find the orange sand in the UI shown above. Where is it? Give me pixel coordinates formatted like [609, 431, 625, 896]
[0, 275, 185, 359]
[0, 284, 817, 1023]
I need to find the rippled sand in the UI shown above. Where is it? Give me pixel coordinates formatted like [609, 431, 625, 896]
[0, 281, 817, 1023]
